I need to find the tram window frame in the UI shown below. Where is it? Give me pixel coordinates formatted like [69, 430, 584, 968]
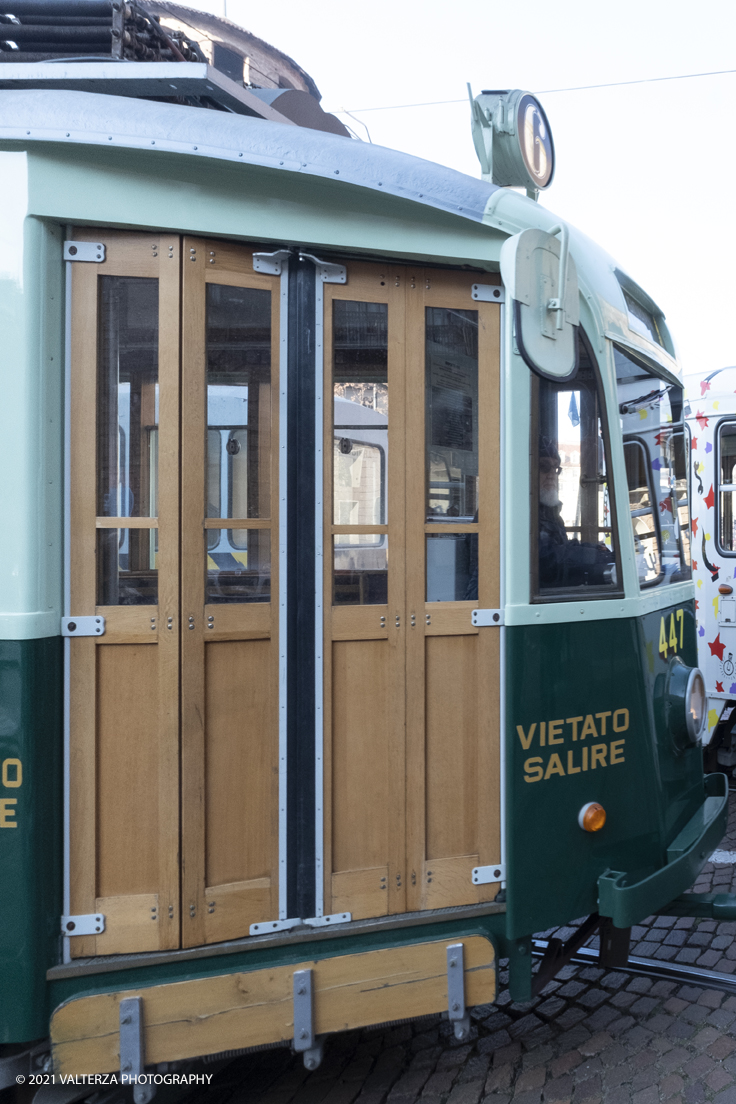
[530, 329, 622, 603]
[614, 344, 692, 586]
[623, 436, 664, 588]
[716, 418, 736, 556]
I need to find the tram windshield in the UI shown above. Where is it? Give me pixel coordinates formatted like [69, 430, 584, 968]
[533, 339, 619, 597]
[614, 346, 691, 586]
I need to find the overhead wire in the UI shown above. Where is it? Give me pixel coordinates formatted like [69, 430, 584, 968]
[326, 67, 736, 115]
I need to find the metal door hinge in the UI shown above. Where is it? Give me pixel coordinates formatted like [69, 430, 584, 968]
[472, 283, 505, 303]
[447, 943, 470, 1041]
[61, 913, 105, 935]
[471, 609, 503, 627]
[299, 252, 347, 284]
[293, 969, 324, 1070]
[62, 616, 105, 637]
[303, 912, 351, 927]
[253, 249, 291, 275]
[472, 862, 506, 885]
[120, 996, 155, 1104]
[249, 916, 303, 935]
[64, 241, 106, 263]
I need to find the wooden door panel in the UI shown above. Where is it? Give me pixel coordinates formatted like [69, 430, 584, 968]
[323, 267, 406, 921]
[181, 238, 280, 946]
[331, 639, 390, 874]
[405, 270, 502, 913]
[331, 868, 389, 920]
[204, 639, 273, 888]
[69, 231, 181, 957]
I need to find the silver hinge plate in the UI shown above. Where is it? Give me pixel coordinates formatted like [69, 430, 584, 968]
[64, 241, 106, 263]
[293, 968, 314, 1051]
[447, 943, 470, 1041]
[292, 968, 323, 1069]
[61, 913, 105, 935]
[472, 862, 506, 885]
[62, 616, 106, 637]
[253, 249, 290, 276]
[472, 283, 505, 303]
[120, 996, 155, 1103]
[249, 916, 303, 935]
[299, 252, 347, 284]
[303, 912, 351, 928]
[471, 608, 503, 627]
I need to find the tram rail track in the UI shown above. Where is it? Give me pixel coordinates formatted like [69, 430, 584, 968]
[532, 938, 736, 998]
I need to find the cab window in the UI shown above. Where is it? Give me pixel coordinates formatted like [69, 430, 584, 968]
[614, 346, 691, 584]
[532, 334, 619, 598]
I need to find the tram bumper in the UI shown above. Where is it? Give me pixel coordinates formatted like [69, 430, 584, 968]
[597, 772, 730, 928]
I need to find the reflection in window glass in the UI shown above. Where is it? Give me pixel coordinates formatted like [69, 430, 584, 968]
[427, 533, 477, 602]
[97, 277, 159, 518]
[97, 528, 157, 605]
[333, 438, 384, 530]
[206, 285, 271, 520]
[425, 308, 479, 521]
[536, 351, 617, 593]
[206, 529, 270, 603]
[615, 346, 691, 584]
[624, 440, 661, 585]
[333, 537, 387, 605]
[718, 423, 736, 552]
[622, 289, 663, 348]
[333, 300, 388, 523]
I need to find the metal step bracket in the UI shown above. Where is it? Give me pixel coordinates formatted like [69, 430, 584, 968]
[249, 916, 303, 935]
[62, 616, 105, 637]
[293, 969, 324, 1070]
[471, 283, 505, 303]
[64, 241, 106, 263]
[471, 609, 503, 627]
[61, 913, 105, 936]
[253, 249, 291, 276]
[120, 997, 155, 1104]
[446, 943, 471, 1041]
[299, 253, 347, 284]
[303, 912, 351, 928]
[472, 862, 506, 885]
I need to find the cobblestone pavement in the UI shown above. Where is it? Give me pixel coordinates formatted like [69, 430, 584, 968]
[179, 790, 736, 1104]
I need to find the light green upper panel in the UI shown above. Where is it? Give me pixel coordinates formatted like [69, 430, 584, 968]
[0, 152, 63, 640]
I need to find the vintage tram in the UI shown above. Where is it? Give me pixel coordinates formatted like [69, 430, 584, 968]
[0, 2, 731, 1093]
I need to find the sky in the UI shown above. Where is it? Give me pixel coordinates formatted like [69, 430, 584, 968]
[190, 0, 733, 376]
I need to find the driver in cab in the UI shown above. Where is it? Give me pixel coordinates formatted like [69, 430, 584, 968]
[538, 439, 615, 589]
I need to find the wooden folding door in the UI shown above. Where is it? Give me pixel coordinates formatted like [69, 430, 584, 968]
[323, 264, 407, 920]
[68, 231, 181, 956]
[180, 238, 280, 946]
[405, 269, 502, 911]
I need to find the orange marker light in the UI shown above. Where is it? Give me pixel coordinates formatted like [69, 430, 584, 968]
[578, 802, 606, 832]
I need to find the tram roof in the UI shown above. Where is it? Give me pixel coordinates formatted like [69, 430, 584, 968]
[0, 87, 500, 225]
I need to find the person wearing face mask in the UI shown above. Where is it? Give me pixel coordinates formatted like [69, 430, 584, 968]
[538, 438, 614, 589]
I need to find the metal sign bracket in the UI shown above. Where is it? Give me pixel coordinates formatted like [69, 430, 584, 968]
[446, 943, 471, 1041]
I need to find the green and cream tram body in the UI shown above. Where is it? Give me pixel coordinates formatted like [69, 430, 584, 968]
[0, 31, 727, 1087]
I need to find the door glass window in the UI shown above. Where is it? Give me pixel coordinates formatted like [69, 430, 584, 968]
[425, 307, 479, 601]
[623, 440, 661, 585]
[333, 300, 388, 604]
[97, 276, 159, 605]
[206, 284, 272, 602]
[615, 346, 691, 583]
[534, 345, 618, 595]
[718, 423, 736, 552]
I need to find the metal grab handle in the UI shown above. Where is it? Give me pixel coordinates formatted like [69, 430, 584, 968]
[546, 223, 569, 330]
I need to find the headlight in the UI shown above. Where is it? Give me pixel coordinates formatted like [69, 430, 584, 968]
[685, 667, 706, 742]
[664, 657, 706, 749]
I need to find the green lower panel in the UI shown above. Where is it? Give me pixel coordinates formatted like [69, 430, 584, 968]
[0, 637, 62, 1042]
[505, 602, 704, 938]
